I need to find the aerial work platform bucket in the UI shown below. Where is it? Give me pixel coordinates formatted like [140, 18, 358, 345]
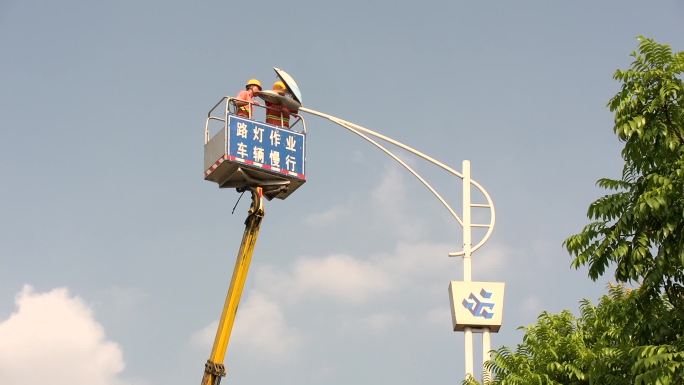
[204, 97, 306, 200]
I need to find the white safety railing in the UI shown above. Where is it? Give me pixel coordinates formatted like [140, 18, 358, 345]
[205, 97, 306, 145]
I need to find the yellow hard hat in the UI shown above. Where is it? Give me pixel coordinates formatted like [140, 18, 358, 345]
[246, 79, 262, 90]
[272, 81, 286, 91]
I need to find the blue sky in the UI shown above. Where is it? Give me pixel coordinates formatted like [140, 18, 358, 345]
[1, 1, 683, 384]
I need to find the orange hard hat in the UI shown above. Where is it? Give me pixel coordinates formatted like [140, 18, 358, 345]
[272, 81, 286, 91]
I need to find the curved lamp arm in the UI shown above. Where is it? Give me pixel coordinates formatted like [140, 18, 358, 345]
[299, 107, 495, 255]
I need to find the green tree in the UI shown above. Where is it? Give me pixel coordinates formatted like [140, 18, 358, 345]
[472, 286, 682, 385]
[565, 36, 684, 303]
[464, 37, 684, 385]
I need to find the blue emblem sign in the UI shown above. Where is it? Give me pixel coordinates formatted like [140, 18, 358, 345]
[449, 281, 505, 332]
[462, 289, 495, 319]
[227, 116, 305, 179]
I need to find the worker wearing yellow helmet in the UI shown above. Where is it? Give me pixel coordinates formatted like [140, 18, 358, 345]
[265, 81, 291, 128]
[235, 78, 262, 118]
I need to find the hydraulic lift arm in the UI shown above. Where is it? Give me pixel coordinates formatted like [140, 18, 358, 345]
[201, 187, 265, 385]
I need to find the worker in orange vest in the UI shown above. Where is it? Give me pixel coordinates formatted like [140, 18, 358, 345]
[235, 79, 262, 118]
[265, 81, 290, 128]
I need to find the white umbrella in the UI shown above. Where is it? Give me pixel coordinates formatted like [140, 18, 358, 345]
[273, 67, 302, 104]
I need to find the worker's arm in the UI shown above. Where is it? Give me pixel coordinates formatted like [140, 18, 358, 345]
[234, 91, 260, 106]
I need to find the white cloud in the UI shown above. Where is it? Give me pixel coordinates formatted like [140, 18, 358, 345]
[0, 285, 128, 385]
[191, 241, 460, 357]
[189, 320, 218, 350]
[370, 166, 425, 240]
[232, 292, 301, 357]
[191, 291, 300, 359]
[303, 164, 427, 234]
[186, 242, 513, 383]
[290, 255, 393, 303]
[260, 240, 465, 306]
[357, 312, 407, 333]
[375, 241, 455, 282]
[471, 242, 509, 277]
[424, 306, 452, 329]
[256, 253, 394, 305]
[189, 240, 460, 358]
[303, 205, 348, 226]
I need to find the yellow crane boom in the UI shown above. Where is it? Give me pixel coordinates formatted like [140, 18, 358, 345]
[201, 187, 265, 385]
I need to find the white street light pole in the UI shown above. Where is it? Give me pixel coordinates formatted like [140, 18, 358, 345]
[462, 160, 474, 377]
[299, 107, 496, 382]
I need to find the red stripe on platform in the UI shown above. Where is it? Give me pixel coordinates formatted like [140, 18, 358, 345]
[205, 154, 305, 180]
[205, 156, 226, 176]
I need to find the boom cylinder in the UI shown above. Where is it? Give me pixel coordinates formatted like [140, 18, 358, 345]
[201, 187, 265, 385]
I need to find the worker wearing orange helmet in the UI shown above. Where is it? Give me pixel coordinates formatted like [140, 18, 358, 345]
[265, 81, 290, 128]
[235, 78, 262, 118]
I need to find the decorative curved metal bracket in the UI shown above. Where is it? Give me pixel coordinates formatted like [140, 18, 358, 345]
[299, 107, 495, 257]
